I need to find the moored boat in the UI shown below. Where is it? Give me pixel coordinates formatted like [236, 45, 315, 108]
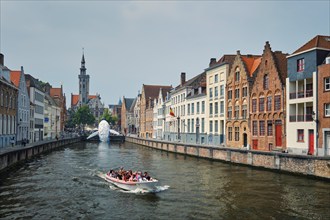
[104, 173, 159, 191]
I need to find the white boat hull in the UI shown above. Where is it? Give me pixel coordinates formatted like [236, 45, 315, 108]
[104, 174, 158, 191]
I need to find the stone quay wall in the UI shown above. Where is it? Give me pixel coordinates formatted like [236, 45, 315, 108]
[126, 137, 330, 180]
[0, 137, 80, 172]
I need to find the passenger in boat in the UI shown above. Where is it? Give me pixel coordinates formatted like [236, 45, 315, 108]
[135, 171, 143, 182]
[143, 172, 151, 181]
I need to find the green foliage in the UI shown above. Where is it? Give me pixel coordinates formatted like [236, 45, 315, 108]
[73, 105, 95, 129]
[99, 108, 118, 126]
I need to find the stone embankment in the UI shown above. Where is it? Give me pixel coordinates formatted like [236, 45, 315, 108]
[126, 137, 330, 180]
[0, 137, 80, 172]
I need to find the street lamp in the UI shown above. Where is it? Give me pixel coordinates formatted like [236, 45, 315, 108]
[177, 116, 180, 141]
[196, 117, 200, 144]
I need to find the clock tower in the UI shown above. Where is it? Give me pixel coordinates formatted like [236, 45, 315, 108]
[78, 51, 90, 106]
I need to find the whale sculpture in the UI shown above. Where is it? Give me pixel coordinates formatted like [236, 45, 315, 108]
[87, 120, 120, 142]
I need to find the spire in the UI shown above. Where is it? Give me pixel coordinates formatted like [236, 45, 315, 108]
[81, 48, 85, 64]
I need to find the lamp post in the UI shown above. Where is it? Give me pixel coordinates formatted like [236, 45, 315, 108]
[196, 117, 200, 144]
[177, 116, 180, 141]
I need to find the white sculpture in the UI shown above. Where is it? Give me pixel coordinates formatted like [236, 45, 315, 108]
[87, 120, 120, 142]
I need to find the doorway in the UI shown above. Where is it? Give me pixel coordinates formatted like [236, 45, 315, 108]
[308, 129, 314, 155]
[243, 133, 247, 147]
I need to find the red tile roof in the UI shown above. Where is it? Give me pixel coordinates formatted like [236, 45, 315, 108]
[10, 70, 21, 87]
[292, 35, 330, 55]
[71, 94, 99, 106]
[241, 55, 262, 77]
[50, 88, 62, 98]
[143, 85, 172, 100]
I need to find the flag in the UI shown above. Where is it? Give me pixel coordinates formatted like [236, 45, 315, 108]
[170, 107, 175, 117]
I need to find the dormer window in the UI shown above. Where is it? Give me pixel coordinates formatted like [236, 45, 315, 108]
[297, 58, 305, 72]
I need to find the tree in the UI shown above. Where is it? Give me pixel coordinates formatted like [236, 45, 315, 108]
[73, 105, 95, 131]
[65, 108, 76, 130]
[99, 108, 118, 127]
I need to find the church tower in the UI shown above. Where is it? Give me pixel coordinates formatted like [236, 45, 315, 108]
[78, 51, 90, 106]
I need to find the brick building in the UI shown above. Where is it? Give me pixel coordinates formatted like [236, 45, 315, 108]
[250, 42, 288, 151]
[226, 51, 261, 148]
[317, 54, 330, 155]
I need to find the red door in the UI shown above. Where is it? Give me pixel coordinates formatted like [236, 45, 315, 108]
[252, 140, 258, 150]
[308, 130, 314, 155]
[275, 121, 282, 147]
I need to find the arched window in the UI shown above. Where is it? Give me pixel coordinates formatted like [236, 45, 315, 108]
[263, 74, 269, 90]
[235, 67, 240, 82]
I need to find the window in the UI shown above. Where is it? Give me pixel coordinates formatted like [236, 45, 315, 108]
[188, 119, 190, 133]
[252, 99, 257, 112]
[215, 120, 218, 133]
[228, 127, 232, 141]
[191, 103, 194, 115]
[275, 95, 281, 111]
[325, 103, 330, 117]
[267, 96, 272, 111]
[267, 121, 273, 136]
[259, 121, 265, 136]
[297, 58, 305, 72]
[325, 77, 330, 91]
[209, 103, 213, 115]
[215, 74, 218, 83]
[209, 76, 213, 84]
[188, 104, 190, 115]
[201, 118, 205, 133]
[228, 106, 232, 119]
[235, 105, 239, 119]
[235, 89, 240, 99]
[228, 90, 232, 100]
[253, 121, 258, 136]
[191, 119, 194, 133]
[220, 85, 224, 98]
[209, 88, 213, 99]
[235, 68, 240, 82]
[197, 102, 200, 114]
[235, 127, 239, 141]
[242, 87, 247, 97]
[220, 101, 224, 115]
[263, 74, 269, 90]
[242, 105, 247, 119]
[259, 97, 265, 112]
[215, 86, 219, 97]
[214, 102, 219, 115]
[209, 121, 213, 133]
[297, 129, 304, 142]
[202, 101, 205, 113]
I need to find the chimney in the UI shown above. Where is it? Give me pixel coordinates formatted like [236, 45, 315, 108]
[181, 72, 186, 86]
[0, 53, 4, 66]
[209, 58, 217, 67]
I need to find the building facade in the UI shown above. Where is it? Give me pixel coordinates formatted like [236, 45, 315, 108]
[121, 96, 135, 135]
[10, 66, 30, 145]
[226, 51, 261, 148]
[250, 42, 287, 151]
[286, 35, 330, 155]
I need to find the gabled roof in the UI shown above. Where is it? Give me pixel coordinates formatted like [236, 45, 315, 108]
[129, 98, 137, 112]
[50, 88, 62, 98]
[124, 98, 135, 110]
[216, 54, 236, 70]
[273, 51, 288, 85]
[292, 35, 330, 55]
[71, 94, 99, 106]
[10, 70, 21, 87]
[142, 85, 172, 100]
[241, 55, 262, 77]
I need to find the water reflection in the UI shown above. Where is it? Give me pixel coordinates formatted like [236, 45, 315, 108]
[0, 141, 329, 219]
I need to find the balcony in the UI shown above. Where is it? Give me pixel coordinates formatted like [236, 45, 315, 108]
[289, 89, 313, 99]
[289, 114, 313, 122]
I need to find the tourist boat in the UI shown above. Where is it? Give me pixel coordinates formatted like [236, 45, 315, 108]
[104, 173, 159, 191]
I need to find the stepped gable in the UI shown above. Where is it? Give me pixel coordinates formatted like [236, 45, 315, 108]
[273, 51, 288, 85]
[241, 55, 262, 77]
[292, 35, 330, 55]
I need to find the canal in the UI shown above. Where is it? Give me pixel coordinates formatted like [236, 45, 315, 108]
[0, 142, 329, 219]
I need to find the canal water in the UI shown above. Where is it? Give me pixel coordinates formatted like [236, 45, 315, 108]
[0, 142, 329, 220]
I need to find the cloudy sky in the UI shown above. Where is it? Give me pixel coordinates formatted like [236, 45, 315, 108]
[1, 1, 329, 107]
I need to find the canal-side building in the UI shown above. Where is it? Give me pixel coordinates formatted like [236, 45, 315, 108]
[139, 84, 172, 139]
[121, 96, 135, 135]
[318, 54, 330, 156]
[25, 74, 45, 143]
[132, 93, 141, 135]
[50, 86, 66, 133]
[286, 35, 330, 155]
[153, 88, 171, 140]
[250, 42, 288, 151]
[10, 67, 30, 145]
[44, 94, 61, 140]
[205, 55, 235, 145]
[0, 54, 18, 148]
[226, 51, 261, 149]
